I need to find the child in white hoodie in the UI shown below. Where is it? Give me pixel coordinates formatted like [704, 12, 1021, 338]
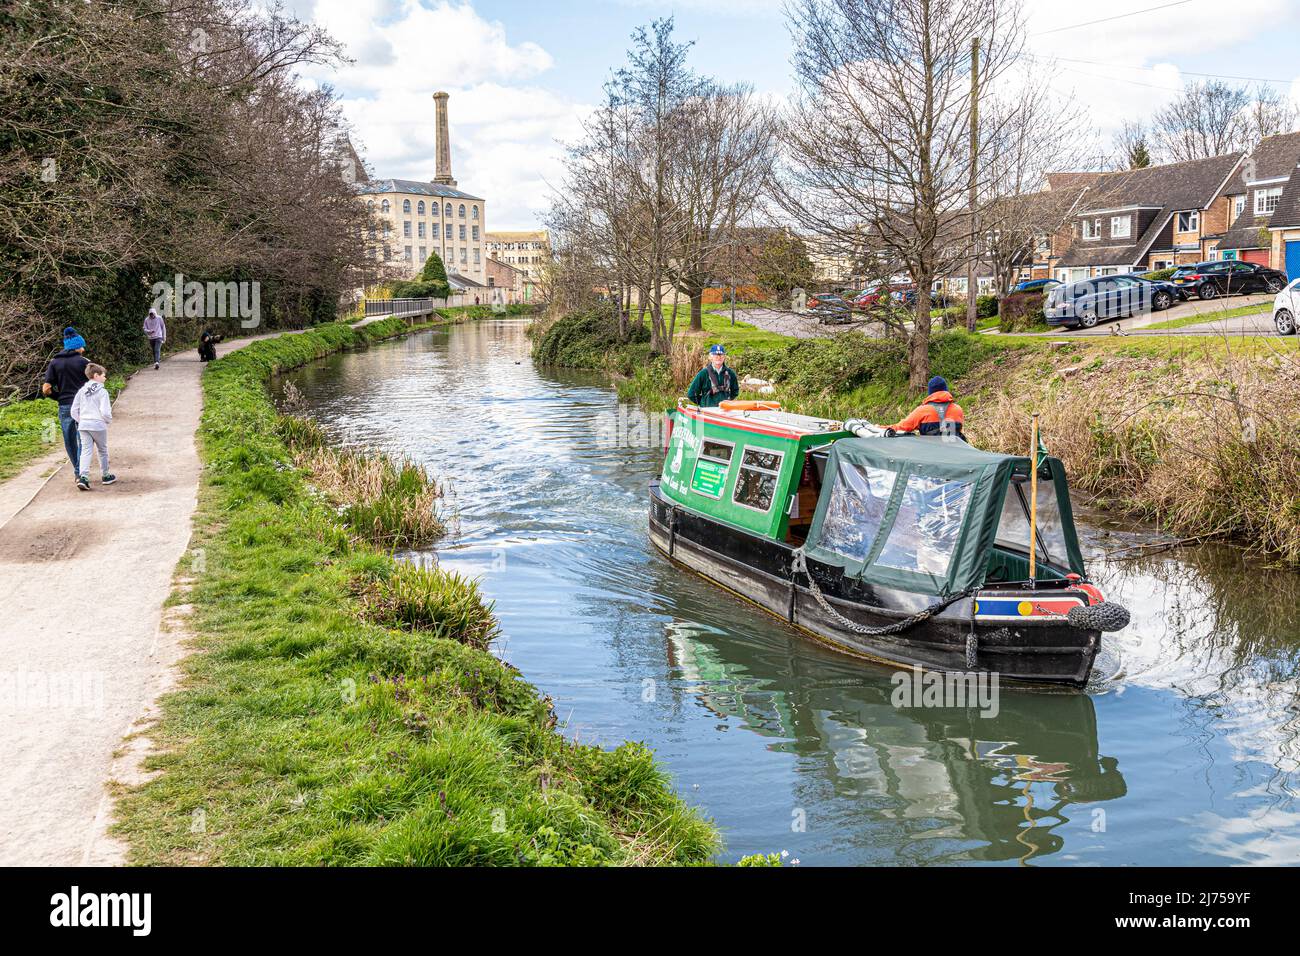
[70, 363, 116, 490]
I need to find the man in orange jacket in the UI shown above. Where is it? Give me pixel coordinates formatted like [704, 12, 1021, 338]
[885, 376, 966, 441]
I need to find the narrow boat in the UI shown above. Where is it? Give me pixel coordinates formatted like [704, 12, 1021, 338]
[648, 401, 1130, 688]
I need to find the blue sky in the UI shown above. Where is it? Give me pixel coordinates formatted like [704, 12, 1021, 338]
[292, 1, 1300, 230]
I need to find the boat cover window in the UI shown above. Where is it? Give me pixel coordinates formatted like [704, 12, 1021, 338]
[733, 447, 784, 512]
[802, 436, 1084, 594]
[875, 476, 974, 575]
[818, 462, 897, 561]
[995, 480, 1069, 567]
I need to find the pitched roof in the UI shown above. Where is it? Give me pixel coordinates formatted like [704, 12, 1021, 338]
[1057, 152, 1244, 268]
[1215, 132, 1300, 246]
[1269, 165, 1300, 230]
[1234, 131, 1300, 188]
[358, 178, 484, 202]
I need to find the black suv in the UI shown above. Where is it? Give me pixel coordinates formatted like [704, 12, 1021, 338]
[1170, 260, 1288, 299]
[1044, 274, 1180, 328]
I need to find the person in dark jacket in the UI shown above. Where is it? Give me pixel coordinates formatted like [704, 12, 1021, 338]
[198, 329, 222, 362]
[886, 376, 966, 441]
[686, 344, 739, 408]
[41, 327, 91, 475]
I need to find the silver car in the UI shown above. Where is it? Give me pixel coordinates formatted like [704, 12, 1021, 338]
[1274, 278, 1299, 335]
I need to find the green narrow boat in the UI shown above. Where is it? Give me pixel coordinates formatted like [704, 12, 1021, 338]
[648, 402, 1130, 687]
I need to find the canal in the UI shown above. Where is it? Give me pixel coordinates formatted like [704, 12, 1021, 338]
[279, 317, 1300, 865]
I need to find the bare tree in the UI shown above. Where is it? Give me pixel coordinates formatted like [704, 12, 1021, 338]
[1243, 83, 1300, 142]
[778, 0, 1027, 388]
[1152, 80, 1253, 162]
[667, 83, 778, 332]
[1112, 120, 1154, 170]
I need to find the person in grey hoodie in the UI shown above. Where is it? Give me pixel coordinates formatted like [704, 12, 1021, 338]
[143, 308, 166, 369]
[70, 363, 116, 490]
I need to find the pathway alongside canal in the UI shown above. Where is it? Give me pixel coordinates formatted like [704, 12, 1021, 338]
[0, 332, 274, 865]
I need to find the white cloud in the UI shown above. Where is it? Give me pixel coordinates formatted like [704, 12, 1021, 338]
[301, 1, 582, 228]
[1025, 0, 1300, 145]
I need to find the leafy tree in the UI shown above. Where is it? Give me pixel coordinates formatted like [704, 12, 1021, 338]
[417, 251, 451, 299]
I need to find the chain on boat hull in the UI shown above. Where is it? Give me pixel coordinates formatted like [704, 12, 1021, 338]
[649, 483, 1102, 688]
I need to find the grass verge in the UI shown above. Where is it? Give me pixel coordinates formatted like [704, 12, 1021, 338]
[111, 316, 719, 865]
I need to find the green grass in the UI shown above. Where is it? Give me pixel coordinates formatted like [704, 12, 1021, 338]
[0, 372, 130, 481]
[110, 315, 718, 866]
[1141, 301, 1272, 331]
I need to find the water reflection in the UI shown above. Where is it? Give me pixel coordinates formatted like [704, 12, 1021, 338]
[277, 318, 1300, 866]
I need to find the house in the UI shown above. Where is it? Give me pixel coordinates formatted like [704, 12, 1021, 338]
[1205, 131, 1300, 268]
[1267, 165, 1300, 280]
[1053, 152, 1245, 282]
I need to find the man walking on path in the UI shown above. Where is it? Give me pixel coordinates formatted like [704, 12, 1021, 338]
[143, 308, 166, 369]
[41, 327, 91, 476]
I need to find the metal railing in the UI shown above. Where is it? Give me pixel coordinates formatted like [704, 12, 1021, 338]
[363, 298, 443, 318]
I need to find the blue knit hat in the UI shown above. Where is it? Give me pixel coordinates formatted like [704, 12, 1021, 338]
[927, 375, 948, 394]
[62, 327, 86, 352]
[709, 344, 726, 355]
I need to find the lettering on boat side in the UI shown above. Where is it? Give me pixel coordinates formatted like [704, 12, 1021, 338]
[890, 666, 999, 718]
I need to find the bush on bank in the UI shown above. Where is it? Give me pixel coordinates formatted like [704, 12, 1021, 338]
[112, 317, 719, 865]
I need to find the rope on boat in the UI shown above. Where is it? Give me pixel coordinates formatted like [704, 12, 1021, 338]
[789, 549, 978, 638]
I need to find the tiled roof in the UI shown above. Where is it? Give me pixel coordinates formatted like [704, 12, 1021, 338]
[1218, 217, 1272, 250]
[1269, 166, 1300, 229]
[358, 178, 484, 202]
[1231, 131, 1300, 190]
[1057, 152, 1243, 268]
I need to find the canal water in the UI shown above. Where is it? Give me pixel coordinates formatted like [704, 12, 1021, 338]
[279, 318, 1300, 866]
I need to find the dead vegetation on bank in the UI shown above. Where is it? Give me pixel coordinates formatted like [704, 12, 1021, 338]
[972, 338, 1300, 565]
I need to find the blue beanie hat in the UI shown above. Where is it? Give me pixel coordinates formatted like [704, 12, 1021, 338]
[63, 327, 86, 352]
[927, 375, 948, 394]
[709, 344, 726, 355]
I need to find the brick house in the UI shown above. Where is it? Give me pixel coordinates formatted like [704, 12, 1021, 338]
[1053, 152, 1245, 282]
[1205, 131, 1300, 269]
[1268, 164, 1300, 280]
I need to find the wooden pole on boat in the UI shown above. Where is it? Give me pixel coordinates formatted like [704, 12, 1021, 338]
[1028, 413, 1040, 586]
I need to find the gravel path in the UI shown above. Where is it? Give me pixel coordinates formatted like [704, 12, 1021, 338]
[0, 333, 266, 865]
[729, 307, 893, 339]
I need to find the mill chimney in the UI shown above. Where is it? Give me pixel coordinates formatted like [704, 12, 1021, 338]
[433, 92, 457, 187]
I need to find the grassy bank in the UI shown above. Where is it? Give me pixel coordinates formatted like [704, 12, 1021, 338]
[533, 308, 1300, 564]
[0, 371, 131, 481]
[112, 315, 719, 865]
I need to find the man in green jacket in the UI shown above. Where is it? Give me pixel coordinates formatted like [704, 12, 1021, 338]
[687, 344, 739, 408]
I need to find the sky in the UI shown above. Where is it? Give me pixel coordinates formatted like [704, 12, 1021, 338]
[287, 0, 1300, 230]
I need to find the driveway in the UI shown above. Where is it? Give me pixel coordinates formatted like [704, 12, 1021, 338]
[1012, 293, 1275, 337]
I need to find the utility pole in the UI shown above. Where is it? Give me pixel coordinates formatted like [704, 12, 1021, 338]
[965, 35, 980, 333]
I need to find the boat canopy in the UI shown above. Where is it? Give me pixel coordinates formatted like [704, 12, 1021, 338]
[803, 436, 1085, 596]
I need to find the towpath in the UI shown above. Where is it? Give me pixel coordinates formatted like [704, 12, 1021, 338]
[0, 332, 276, 865]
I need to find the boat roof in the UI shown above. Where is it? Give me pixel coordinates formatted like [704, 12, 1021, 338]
[837, 435, 1031, 470]
[679, 404, 847, 441]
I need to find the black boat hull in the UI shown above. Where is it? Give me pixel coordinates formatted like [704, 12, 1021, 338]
[649, 482, 1101, 688]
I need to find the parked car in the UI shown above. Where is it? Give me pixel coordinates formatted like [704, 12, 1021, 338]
[1044, 274, 1180, 329]
[807, 292, 853, 323]
[1170, 260, 1288, 299]
[1014, 278, 1062, 293]
[1274, 277, 1299, 335]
